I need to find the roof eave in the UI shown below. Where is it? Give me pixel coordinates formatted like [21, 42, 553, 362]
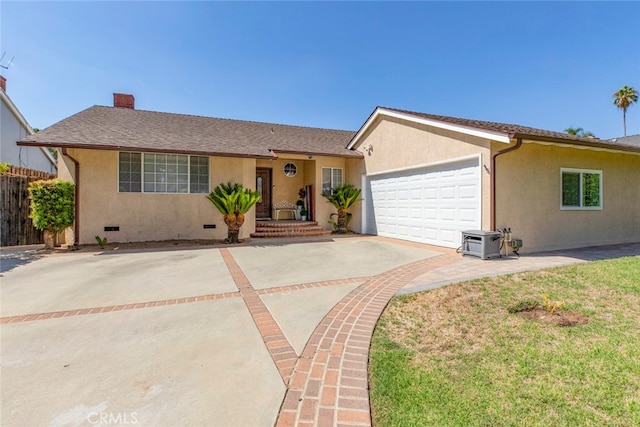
[17, 140, 279, 160]
[347, 107, 511, 149]
[272, 149, 364, 159]
[514, 133, 640, 154]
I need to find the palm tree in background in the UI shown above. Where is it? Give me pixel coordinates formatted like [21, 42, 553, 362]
[564, 127, 595, 138]
[613, 86, 638, 136]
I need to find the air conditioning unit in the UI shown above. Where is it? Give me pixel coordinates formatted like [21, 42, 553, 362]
[461, 230, 502, 260]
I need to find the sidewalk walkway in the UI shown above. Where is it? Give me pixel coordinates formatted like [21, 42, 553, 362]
[275, 239, 640, 426]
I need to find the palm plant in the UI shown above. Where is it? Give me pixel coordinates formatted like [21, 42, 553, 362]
[564, 127, 594, 138]
[322, 184, 362, 233]
[206, 182, 261, 243]
[613, 85, 638, 136]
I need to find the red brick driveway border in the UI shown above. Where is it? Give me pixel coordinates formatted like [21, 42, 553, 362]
[0, 292, 242, 324]
[275, 252, 459, 427]
[2, 237, 459, 426]
[219, 248, 302, 384]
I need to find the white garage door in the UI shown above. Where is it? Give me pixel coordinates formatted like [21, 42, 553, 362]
[365, 157, 480, 248]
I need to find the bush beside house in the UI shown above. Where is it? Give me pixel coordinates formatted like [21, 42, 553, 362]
[28, 179, 75, 249]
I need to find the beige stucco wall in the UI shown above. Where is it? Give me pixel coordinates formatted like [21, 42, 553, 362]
[345, 157, 366, 232]
[355, 117, 494, 230]
[59, 149, 256, 245]
[495, 142, 640, 252]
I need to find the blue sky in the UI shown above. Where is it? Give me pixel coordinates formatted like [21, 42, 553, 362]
[1, 1, 639, 139]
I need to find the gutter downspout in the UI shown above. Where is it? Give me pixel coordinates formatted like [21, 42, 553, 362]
[490, 138, 523, 231]
[62, 148, 80, 248]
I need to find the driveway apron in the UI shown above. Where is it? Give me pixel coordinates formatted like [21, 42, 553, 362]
[0, 237, 441, 426]
[2, 238, 636, 426]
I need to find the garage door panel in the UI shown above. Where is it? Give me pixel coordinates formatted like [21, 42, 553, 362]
[439, 229, 458, 245]
[424, 207, 438, 220]
[459, 184, 476, 199]
[459, 208, 477, 222]
[424, 188, 438, 200]
[366, 158, 480, 248]
[421, 227, 437, 240]
[410, 208, 422, 219]
[440, 208, 456, 221]
[440, 186, 456, 199]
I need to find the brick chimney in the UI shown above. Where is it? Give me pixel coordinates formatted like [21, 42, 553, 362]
[113, 93, 135, 109]
[0, 75, 6, 92]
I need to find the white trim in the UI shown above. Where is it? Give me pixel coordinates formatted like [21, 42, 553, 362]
[347, 107, 511, 150]
[117, 151, 210, 195]
[560, 167, 603, 210]
[283, 162, 297, 177]
[526, 140, 640, 157]
[360, 174, 368, 236]
[360, 154, 482, 239]
[321, 167, 343, 194]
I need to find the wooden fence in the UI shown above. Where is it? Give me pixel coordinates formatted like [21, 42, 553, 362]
[1, 166, 57, 246]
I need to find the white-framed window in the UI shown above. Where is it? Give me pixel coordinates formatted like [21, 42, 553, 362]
[118, 152, 209, 194]
[283, 162, 297, 177]
[322, 167, 343, 195]
[561, 168, 602, 210]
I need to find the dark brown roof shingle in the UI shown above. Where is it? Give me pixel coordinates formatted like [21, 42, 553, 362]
[381, 107, 640, 153]
[19, 106, 361, 158]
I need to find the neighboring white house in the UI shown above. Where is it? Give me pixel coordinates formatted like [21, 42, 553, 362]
[0, 76, 56, 173]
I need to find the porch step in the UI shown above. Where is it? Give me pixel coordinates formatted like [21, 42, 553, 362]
[251, 220, 333, 238]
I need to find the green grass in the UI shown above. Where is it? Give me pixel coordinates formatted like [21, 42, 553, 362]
[369, 256, 640, 427]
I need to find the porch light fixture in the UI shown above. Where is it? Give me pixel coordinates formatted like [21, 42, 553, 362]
[283, 162, 297, 177]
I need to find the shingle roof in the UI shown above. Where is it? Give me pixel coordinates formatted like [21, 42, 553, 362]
[379, 107, 640, 153]
[609, 134, 640, 148]
[19, 106, 361, 159]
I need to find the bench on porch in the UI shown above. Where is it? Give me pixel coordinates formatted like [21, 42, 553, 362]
[272, 201, 298, 220]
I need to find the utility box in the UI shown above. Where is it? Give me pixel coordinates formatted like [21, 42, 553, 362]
[461, 230, 502, 260]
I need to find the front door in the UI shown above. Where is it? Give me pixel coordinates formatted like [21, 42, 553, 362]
[255, 168, 272, 219]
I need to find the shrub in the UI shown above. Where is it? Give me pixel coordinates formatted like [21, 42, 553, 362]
[206, 182, 261, 243]
[542, 294, 565, 314]
[507, 298, 540, 313]
[322, 184, 362, 233]
[0, 162, 10, 175]
[28, 179, 75, 248]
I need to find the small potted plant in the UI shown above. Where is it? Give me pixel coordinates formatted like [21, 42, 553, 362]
[300, 209, 308, 221]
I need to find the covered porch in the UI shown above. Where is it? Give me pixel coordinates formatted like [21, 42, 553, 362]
[254, 154, 346, 223]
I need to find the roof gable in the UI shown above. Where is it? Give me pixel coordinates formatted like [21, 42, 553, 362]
[1, 89, 57, 166]
[348, 106, 640, 154]
[19, 106, 361, 159]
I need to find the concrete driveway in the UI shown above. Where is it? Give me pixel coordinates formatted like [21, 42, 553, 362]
[0, 237, 441, 427]
[4, 238, 636, 427]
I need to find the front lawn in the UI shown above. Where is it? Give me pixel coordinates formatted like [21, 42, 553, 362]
[369, 256, 640, 427]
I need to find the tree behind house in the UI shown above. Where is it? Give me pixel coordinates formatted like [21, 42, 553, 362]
[613, 85, 638, 136]
[564, 127, 594, 138]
